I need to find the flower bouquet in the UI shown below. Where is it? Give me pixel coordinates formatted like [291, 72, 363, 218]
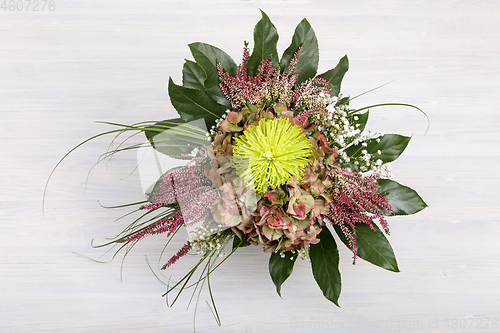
[49, 10, 427, 320]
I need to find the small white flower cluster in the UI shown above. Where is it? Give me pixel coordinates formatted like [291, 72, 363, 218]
[188, 147, 200, 158]
[307, 100, 393, 178]
[337, 130, 393, 178]
[309, 103, 361, 149]
[295, 88, 331, 112]
[298, 247, 310, 260]
[277, 247, 310, 261]
[188, 223, 229, 256]
[208, 110, 230, 139]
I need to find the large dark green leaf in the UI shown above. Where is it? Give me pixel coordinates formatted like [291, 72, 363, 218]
[344, 134, 410, 164]
[355, 223, 399, 272]
[182, 60, 206, 90]
[280, 18, 318, 84]
[188, 42, 236, 108]
[247, 10, 279, 76]
[269, 251, 298, 297]
[232, 237, 251, 250]
[317, 55, 349, 97]
[348, 110, 369, 135]
[373, 134, 411, 162]
[333, 223, 399, 272]
[144, 118, 185, 143]
[143, 118, 207, 159]
[377, 179, 427, 215]
[309, 227, 341, 306]
[168, 77, 227, 130]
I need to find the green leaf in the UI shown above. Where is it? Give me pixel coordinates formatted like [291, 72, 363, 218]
[338, 96, 350, 105]
[232, 237, 251, 250]
[317, 55, 349, 97]
[373, 134, 411, 163]
[333, 223, 399, 272]
[355, 223, 399, 272]
[189, 42, 236, 108]
[168, 77, 227, 130]
[348, 110, 369, 134]
[182, 60, 206, 90]
[269, 251, 298, 297]
[377, 179, 427, 215]
[280, 18, 318, 84]
[344, 134, 411, 164]
[143, 118, 207, 159]
[247, 10, 279, 76]
[309, 227, 341, 306]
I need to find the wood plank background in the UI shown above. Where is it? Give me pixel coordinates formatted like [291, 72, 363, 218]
[1, 1, 499, 332]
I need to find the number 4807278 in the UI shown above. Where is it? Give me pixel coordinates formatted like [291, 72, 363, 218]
[1, 0, 56, 11]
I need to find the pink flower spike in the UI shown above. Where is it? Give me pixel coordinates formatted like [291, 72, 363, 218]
[326, 168, 392, 263]
[162, 241, 192, 269]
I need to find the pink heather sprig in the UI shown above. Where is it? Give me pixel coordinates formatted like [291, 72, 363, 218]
[140, 202, 170, 210]
[150, 172, 177, 205]
[295, 108, 330, 123]
[218, 45, 331, 112]
[292, 77, 332, 111]
[237, 42, 250, 81]
[178, 188, 219, 229]
[123, 212, 185, 243]
[327, 168, 392, 262]
[286, 45, 302, 75]
[168, 161, 220, 226]
[149, 159, 220, 232]
[162, 241, 192, 269]
[138, 159, 219, 241]
[218, 46, 300, 110]
[150, 159, 213, 211]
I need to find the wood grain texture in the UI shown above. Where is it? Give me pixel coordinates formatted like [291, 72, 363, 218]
[1, 1, 499, 332]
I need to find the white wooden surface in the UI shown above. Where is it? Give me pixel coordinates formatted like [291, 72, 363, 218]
[1, 1, 500, 332]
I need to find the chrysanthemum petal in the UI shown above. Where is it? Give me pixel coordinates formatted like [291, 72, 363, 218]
[233, 117, 312, 193]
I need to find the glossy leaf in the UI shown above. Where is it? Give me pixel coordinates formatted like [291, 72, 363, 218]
[168, 77, 227, 130]
[344, 134, 410, 164]
[377, 179, 427, 215]
[143, 118, 206, 159]
[373, 134, 411, 162]
[280, 18, 318, 84]
[182, 60, 206, 90]
[309, 227, 341, 306]
[247, 10, 279, 76]
[269, 251, 298, 297]
[232, 237, 251, 250]
[317, 55, 349, 97]
[189, 42, 236, 108]
[355, 223, 399, 272]
[334, 223, 399, 272]
[348, 110, 369, 134]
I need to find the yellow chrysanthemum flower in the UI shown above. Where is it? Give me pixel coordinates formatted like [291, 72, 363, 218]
[232, 117, 312, 193]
